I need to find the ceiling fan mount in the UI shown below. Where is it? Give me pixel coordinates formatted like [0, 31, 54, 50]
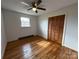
[21, 0, 46, 13]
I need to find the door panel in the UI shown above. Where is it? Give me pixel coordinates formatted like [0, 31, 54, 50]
[48, 15, 65, 45]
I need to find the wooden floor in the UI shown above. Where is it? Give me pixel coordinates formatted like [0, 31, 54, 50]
[3, 36, 77, 59]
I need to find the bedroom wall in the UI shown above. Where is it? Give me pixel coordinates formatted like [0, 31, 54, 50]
[3, 9, 38, 42]
[1, 11, 7, 59]
[37, 3, 78, 51]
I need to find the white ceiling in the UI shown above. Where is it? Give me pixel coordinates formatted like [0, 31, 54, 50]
[1, 0, 77, 16]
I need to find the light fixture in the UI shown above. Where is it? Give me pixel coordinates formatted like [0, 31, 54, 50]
[32, 7, 37, 11]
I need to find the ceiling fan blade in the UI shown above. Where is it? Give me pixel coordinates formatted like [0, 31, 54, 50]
[21, 2, 30, 6]
[37, 0, 42, 5]
[27, 8, 32, 10]
[37, 7, 46, 10]
[32, 2, 36, 7]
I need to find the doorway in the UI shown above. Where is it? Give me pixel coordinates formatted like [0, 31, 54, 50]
[48, 15, 65, 45]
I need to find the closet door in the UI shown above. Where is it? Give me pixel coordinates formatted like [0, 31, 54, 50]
[48, 15, 65, 45]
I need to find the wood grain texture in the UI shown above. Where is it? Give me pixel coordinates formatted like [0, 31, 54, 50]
[3, 36, 77, 59]
[48, 15, 65, 45]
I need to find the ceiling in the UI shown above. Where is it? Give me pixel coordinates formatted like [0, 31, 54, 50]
[1, 0, 77, 16]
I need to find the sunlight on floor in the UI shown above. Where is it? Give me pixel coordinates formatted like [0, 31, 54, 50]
[36, 41, 51, 47]
[22, 44, 32, 59]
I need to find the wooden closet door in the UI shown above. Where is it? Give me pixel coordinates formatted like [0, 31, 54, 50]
[48, 15, 65, 45]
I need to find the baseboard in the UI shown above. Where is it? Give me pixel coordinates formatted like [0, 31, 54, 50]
[8, 35, 35, 43]
[18, 35, 34, 40]
[2, 42, 7, 59]
[63, 46, 78, 53]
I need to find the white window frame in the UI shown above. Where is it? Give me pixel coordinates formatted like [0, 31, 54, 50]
[20, 17, 31, 27]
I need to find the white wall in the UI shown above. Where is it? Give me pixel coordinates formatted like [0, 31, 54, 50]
[1, 11, 7, 59]
[37, 3, 78, 51]
[3, 9, 38, 42]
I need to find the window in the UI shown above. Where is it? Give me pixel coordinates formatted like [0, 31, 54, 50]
[20, 17, 31, 27]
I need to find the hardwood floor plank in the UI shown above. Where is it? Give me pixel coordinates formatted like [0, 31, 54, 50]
[3, 36, 78, 59]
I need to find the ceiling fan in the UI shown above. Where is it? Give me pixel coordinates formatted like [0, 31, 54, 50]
[21, 0, 46, 13]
